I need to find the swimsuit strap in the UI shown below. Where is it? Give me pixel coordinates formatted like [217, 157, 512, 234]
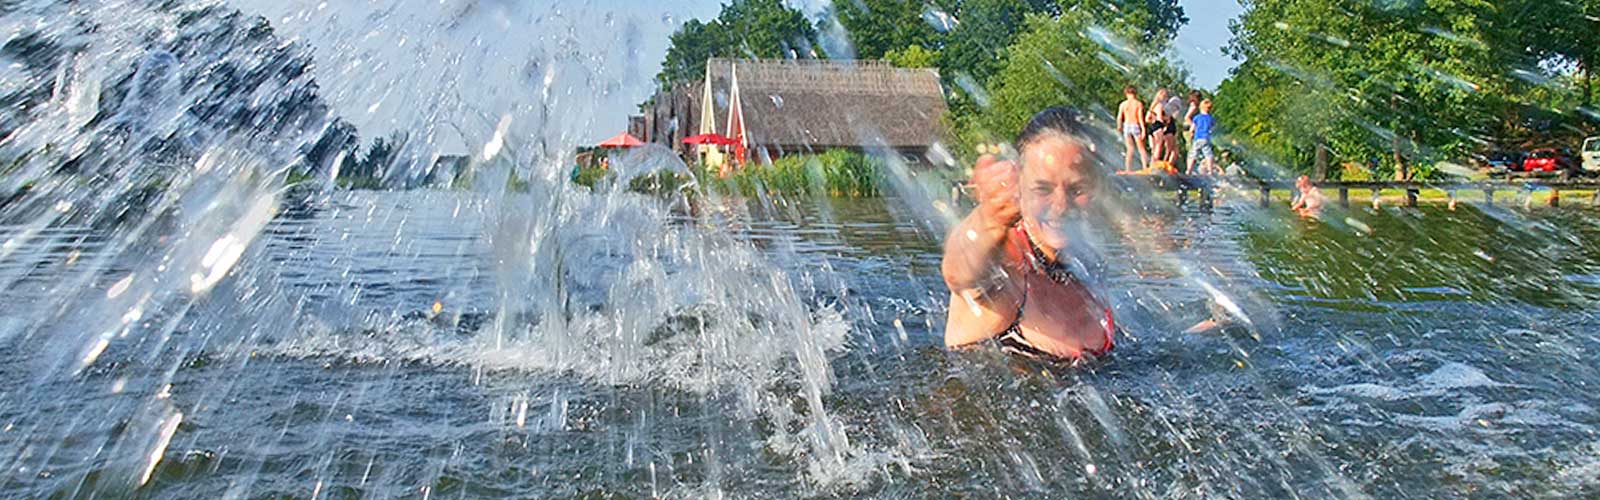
[1003, 225, 1116, 358]
[1100, 305, 1116, 353]
[1014, 226, 1080, 287]
[1009, 225, 1039, 275]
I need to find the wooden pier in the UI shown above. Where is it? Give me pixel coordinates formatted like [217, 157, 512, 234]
[1122, 175, 1600, 209]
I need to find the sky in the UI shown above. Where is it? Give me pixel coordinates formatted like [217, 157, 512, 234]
[230, 0, 1243, 148]
[1174, 0, 1246, 89]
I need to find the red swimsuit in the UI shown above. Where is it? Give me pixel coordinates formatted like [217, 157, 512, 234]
[995, 226, 1115, 360]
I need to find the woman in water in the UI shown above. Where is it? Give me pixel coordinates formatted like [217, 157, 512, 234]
[1289, 175, 1324, 218]
[942, 107, 1114, 361]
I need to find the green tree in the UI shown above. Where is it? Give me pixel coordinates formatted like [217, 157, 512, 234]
[885, 45, 940, 68]
[657, 20, 725, 88]
[718, 0, 818, 58]
[1503, 0, 1600, 105]
[929, 0, 1188, 130]
[1213, 60, 1338, 178]
[937, 0, 1049, 86]
[960, 12, 1188, 148]
[1100, 0, 1189, 44]
[829, 0, 948, 60]
[1225, 0, 1507, 179]
[655, 0, 818, 87]
[1478, 0, 1600, 150]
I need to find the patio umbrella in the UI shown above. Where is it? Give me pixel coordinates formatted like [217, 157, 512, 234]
[682, 133, 737, 146]
[597, 132, 644, 148]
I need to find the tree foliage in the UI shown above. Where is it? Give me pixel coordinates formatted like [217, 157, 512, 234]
[964, 12, 1188, 146]
[1141, 0, 1189, 43]
[1222, 0, 1600, 179]
[1212, 60, 1313, 174]
[656, 0, 818, 87]
[828, 0, 949, 60]
[885, 44, 939, 68]
[657, 20, 723, 88]
[1505, 0, 1600, 101]
[935, 0, 1051, 87]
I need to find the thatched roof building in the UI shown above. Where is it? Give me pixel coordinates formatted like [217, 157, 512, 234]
[634, 58, 947, 164]
[633, 81, 701, 156]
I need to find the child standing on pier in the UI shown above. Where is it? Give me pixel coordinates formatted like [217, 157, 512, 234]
[1187, 99, 1216, 175]
[1116, 86, 1151, 173]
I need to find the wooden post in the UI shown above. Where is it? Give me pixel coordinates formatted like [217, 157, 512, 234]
[1591, 189, 1598, 206]
[1405, 187, 1419, 207]
[1202, 186, 1215, 210]
[1259, 185, 1271, 208]
[1339, 187, 1350, 207]
[1550, 188, 1560, 207]
[1484, 187, 1494, 207]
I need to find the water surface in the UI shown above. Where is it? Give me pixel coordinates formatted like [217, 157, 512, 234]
[3, 191, 1596, 498]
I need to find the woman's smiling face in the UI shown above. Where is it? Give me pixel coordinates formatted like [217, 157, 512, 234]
[1017, 134, 1095, 254]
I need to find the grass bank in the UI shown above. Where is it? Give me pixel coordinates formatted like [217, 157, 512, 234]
[1233, 188, 1599, 207]
[572, 150, 883, 197]
[703, 150, 880, 197]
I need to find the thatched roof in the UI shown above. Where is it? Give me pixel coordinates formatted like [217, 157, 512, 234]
[710, 58, 946, 150]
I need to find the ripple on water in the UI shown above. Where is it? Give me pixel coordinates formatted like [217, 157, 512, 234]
[1418, 362, 1507, 390]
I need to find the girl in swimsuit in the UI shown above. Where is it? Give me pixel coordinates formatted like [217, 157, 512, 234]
[1146, 89, 1172, 168]
[942, 107, 1115, 362]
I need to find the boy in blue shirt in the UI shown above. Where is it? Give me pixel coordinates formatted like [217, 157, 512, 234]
[1187, 99, 1216, 175]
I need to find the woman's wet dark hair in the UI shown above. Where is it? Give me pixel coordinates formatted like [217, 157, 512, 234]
[1016, 106, 1088, 152]
[1013, 106, 1109, 185]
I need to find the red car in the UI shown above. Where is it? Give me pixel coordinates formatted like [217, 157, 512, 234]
[1521, 148, 1575, 173]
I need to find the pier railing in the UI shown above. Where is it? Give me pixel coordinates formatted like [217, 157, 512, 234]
[1116, 175, 1600, 208]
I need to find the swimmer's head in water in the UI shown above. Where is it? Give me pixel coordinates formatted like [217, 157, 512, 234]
[1015, 107, 1102, 253]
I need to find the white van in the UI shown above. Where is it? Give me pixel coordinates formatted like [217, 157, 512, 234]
[1584, 137, 1600, 175]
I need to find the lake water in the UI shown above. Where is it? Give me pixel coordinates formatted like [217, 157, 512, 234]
[2, 189, 1596, 498]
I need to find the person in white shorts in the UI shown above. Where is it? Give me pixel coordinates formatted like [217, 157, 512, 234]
[1115, 86, 1150, 173]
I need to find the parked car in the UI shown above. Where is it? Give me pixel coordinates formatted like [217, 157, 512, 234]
[1582, 137, 1600, 175]
[1520, 148, 1575, 174]
[1483, 151, 1521, 176]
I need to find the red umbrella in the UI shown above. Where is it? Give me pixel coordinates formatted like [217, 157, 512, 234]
[682, 133, 737, 146]
[597, 132, 644, 148]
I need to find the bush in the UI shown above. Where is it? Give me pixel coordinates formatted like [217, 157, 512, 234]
[284, 169, 316, 186]
[627, 169, 694, 195]
[569, 150, 883, 198]
[707, 150, 881, 197]
[571, 165, 607, 187]
[1338, 162, 1374, 182]
[569, 165, 695, 196]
